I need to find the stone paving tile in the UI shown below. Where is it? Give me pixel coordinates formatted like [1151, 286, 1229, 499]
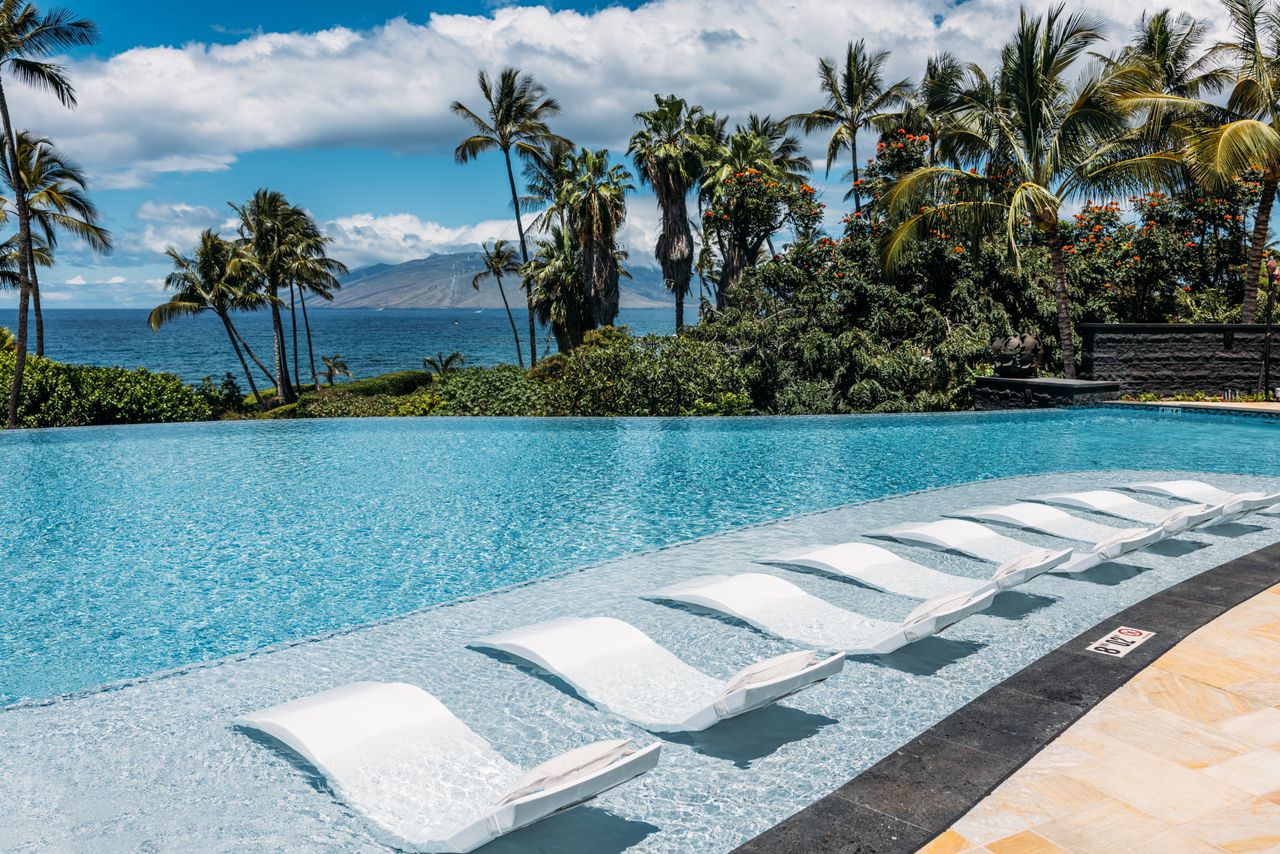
[982, 830, 1067, 854]
[1174, 797, 1280, 852]
[1202, 748, 1280, 797]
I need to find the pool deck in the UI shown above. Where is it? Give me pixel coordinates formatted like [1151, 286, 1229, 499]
[734, 542, 1280, 854]
[922, 582, 1280, 853]
[1106, 400, 1280, 416]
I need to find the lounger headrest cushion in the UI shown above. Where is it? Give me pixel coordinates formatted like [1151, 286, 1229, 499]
[495, 738, 637, 806]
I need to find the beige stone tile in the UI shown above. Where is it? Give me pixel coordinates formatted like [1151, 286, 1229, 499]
[1229, 676, 1280, 709]
[1176, 797, 1280, 853]
[1035, 798, 1172, 850]
[1094, 696, 1254, 768]
[1063, 746, 1251, 822]
[951, 791, 1043, 847]
[1127, 666, 1265, 724]
[1126, 827, 1232, 854]
[1153, 643, 1270, 689]
[1221, 707, 1280, 748]
[1249, 619, 1280, 645]
[985, 830, 1067, 854]
[1203, 749, 1280, 797]
[917, 829, 972, 854]
[1265, 790, 1280, 806]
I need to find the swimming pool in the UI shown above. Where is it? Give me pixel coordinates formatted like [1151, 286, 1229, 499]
[3, 406, 1279, 705]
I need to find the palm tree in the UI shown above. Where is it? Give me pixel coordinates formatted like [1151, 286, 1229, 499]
[562, 148, 634, 328]
[0, 131, 110, 356]
[739, 114, 812, 184]
[472, 239, 524, 367]
[785, 39, 912, 212]
[628, 95, 715, 331]
[1165, 0, 1280, 322]
[883, 4, 1166, 378]
[281, 214, 345, 391]
[0, 324, 11, 352]
[526, 225, 590, 352]
[0, 2, 98, 428]
[424, 351, 464, 383]
[452, 68, 567, 367]
[320, 353, 352, 386]
[149, 230, 277, 410]
[521, 139, 575, 234]
[887, 52, 966, 164]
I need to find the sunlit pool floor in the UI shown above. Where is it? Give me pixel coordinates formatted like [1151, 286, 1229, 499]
[4, 470, 1280, 853]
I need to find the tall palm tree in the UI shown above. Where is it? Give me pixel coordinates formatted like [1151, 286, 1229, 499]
[1165, 0, 1280, 322]
[472, 238, 524, 367]
[886, 52, 966, 164]
[785, 40, 912, 212]
[628, 95, 715, 331]
[282, 214, 345, 391]
[526, 225, 590, 352]
[883, 4, 1166, 377]
[320, 353, 352, 386]
[0, 2, 98, 428]
[562, 148, 634, 328]
[739, 114, 812, 184]
[1117, 9, 1229, 100]
[452, 68, 567, 367]
[149, 230, 277, 410]
[0, 131, 110, 356]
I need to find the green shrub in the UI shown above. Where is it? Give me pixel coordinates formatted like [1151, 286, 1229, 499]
[0, 353, 212, 428]
[342, 370, 435, 397]
[395, 389, 449, 416]
[291, 392, 400, 418]
[435, 366, 548, 416]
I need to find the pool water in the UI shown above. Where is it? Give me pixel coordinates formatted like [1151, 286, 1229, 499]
[3, 407, 1279, 705]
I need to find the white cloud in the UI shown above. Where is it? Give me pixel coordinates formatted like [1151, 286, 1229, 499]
[6, 0, 1229, 188]
[64, 275, 87, 285]
[129, 202, 233, 255]
[323, 212, 518, 268]
[101, 276, 127, 284]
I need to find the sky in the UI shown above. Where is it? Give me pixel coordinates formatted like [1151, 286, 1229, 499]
[3, 0, 1228, 308]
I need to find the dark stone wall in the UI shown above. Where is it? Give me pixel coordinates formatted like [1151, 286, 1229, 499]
[1080, 324, 1278, 395]
[974, 377, 1121, 410]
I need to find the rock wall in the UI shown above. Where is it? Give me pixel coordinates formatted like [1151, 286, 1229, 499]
[974, 377, 1121, 410]
[1080, 324, 1279, 395]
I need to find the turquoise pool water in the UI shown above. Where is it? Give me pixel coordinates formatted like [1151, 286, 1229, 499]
[4, 407, 1278, 705]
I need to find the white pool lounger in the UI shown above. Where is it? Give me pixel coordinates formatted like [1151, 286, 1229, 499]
[476, 617, 844, 733]
[1028, 490, 1220, 532]
[868, 519, 1073, 582]
[236, 682, 661, 853]
[1124, 480, 1280, 520]
[756, 542, 1058, 598]
[649, 572, 994, 654]
[947, 503, 1166, 571]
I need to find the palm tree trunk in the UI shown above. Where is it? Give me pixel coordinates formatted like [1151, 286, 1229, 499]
[0, 79, 34, 429]
[504, 149, 537, 367]
[299, 288, 320, 391]
[495, 275, 524, 368]
[221, 313, 265, 411]
[1244, 177, 1277, 324]
[1046, 227, 1077, 379]
[230, 317, 278, 389]
[30, 261, 42, 356]
[675, 292, 684, 332]
[270, 285, 294, 403]
[289, 282, 301, 390]
[850, 127, 861, 214]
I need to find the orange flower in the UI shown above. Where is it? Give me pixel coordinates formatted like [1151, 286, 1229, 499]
[954, 246, 964, 253]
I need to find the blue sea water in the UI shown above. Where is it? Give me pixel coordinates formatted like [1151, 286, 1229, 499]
[36, 307, 677, 383]
[3, 406, 1279, 706]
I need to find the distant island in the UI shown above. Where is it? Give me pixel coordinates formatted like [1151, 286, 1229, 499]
[324, 251, 675, 310]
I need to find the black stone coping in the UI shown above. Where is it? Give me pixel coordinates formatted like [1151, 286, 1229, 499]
[975, 376, 1122, 392]
[732, 542, 1280, 854]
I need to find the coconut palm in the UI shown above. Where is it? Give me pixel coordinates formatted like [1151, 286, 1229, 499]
[452, 68, 567, 366]
[0, 2, 98, 428]
[1163, 0, 1280, 322]
[472, 239, 524, 367]
[883, 4, 1168, 377]
[561, 148, 634, 328]
[628, 95, 715, 330]
[738, 114, 811, 184]
[424, 350, 464, 382]
[149, 230, 277, 410]
[785, 40, 912, 212]
[281, 216, 345, 391]
[526, 225, 590, 352]
[320, 353, 352, 386]
[0, 131, 110, 356]
[886, 52, 966, 164]
[521, 139, 575, 234]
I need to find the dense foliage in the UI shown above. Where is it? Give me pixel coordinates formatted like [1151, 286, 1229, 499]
[0, 353, 212, 428]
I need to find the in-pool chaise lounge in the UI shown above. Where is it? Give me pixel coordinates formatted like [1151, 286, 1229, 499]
[756, 541, 1068, 598]
[235, 681, 661, 853]
[1123, 479, 1280, 518]
[946, 503, 1166, 571]
[868, 519, 1074, 580]
[648, 572, 994, 654]
[475, 617, 844, 732]
[1026, 489, 1224, 531]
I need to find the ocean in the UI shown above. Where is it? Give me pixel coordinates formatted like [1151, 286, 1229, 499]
[29, 307, 678, 384]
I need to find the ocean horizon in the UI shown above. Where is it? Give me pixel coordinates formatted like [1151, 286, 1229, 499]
[30, 307, 679, 385]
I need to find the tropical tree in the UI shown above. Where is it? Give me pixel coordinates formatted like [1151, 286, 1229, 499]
[472, 238, 524, 367]
[526, 225, 591, 352]
[887, 52, 966, 164]
[883, 4, 1167, 377]
[424, 350, 464, 382]
[522, 139, 575, 234]
[148, 230, 277, 410]
[785, 39, 913, 211]
[282, 216, 345, 391]
[452, 67, 567, 366]
[0, 131, 110, 356]
[320, 353, 352, 386]
[561, 148, 634, 328]
[0, 323, 11, 352]
[0, 2, 99, 428]
[1168, 0, 1280, 322]
[739, 114, 812, 184]
[628, 95, 714, 330]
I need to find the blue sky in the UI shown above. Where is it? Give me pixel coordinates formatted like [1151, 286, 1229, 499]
[6, 0, 1219, 307]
